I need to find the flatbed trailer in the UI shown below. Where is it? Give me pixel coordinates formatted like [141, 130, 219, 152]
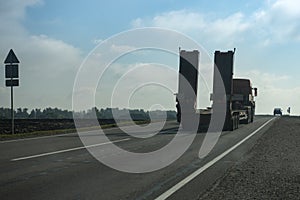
[176, 49, 257, 131]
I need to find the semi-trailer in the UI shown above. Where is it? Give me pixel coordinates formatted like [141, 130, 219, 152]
[176, 49, 257, 131]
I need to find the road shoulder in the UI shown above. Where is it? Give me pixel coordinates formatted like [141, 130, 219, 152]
[199, 116, 300, 199]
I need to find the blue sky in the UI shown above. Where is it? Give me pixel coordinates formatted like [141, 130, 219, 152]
[24, 0, 263, 51]
[1, 0, 300, 115]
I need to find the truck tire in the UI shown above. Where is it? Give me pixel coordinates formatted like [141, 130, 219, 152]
[250, 107, 254, 123]
[230, 114, 238, 131]
[228, 117, 234, 131]
[235, 115, 239, 129]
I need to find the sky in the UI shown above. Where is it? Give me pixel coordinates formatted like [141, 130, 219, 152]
[0, 0, 300, 115]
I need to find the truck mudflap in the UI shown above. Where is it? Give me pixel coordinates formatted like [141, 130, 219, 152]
[231, 112, 240, 131]
[222, 111, 239, 131]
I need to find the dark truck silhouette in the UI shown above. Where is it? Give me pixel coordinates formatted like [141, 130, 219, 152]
[176, 49, 257, 131]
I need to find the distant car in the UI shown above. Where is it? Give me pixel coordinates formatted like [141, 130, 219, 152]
[273, 108, 282, 116]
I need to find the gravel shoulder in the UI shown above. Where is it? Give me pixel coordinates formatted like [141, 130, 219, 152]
[200, 116, 300, 200]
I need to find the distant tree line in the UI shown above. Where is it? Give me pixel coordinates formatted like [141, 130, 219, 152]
[0, 107, 72, 119]
[0, 107, 177, 120]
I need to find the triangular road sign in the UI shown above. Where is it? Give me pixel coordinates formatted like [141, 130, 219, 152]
[4, 49, 20, 64]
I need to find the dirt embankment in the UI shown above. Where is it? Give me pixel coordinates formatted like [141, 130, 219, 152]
[200, 116, 300, 200]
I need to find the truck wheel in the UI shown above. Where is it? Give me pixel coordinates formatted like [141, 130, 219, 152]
[231, 115, 238, 130]
[233, 116, 236, 130]
[229, 117, 234, 131]
[250, 108, 254, 123]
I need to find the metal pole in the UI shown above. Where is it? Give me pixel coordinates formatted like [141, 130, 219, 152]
[10, 63, 14, 134]
[11, 83, 14, 134]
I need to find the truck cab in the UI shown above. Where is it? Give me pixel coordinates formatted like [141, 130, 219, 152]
[232, 79, 256, 123]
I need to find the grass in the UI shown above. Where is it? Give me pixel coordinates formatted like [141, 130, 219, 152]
[0, 120, 150, 140]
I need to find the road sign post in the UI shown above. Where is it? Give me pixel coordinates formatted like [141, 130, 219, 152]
[4, 49, 20, 134]
[11, 76, 14, 134]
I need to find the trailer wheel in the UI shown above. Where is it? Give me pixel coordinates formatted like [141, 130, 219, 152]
[235, 115, 239, 129]
[250, 108, 254, 123]
[229, 117, 234, 131]
[233, 116, 236, 130]
[230, 114, 238, 131]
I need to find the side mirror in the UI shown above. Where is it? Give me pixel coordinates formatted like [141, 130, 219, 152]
[253, 88, 258, 97]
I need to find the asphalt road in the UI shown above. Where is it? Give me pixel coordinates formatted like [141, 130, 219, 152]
[0, 116, 275, 200]
[200, 116, 300, 200]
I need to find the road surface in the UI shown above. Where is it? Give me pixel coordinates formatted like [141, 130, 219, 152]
[200, 116, 300, 200]
[0, 116, 275, 200]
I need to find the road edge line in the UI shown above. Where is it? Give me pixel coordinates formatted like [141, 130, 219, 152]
[155, 117, 275, 200]
[11, 138, 130, 161]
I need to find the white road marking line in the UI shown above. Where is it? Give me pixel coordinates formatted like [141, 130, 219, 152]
[11, 138, 130, 161]
[0, 133, 77, 143]
[0, 129, 114, 143]
[155, 118, 275, 200]
[1, 122, 174, 143]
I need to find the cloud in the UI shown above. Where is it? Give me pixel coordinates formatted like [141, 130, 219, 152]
[208, 13, 250, 40]
[271, 0, 300, 18]
[1, 0, 299, 115]
[0, 0, 43, 20]
[127, 0, 300, 115]
[110, 44, 136, 53]
[252, 0, 300, 43]
[236, 69, 300, 115]
[237, 70, 290, 86]
[132, 10, 206, 31]
[94, 62, 178, 110]
[0, 1, 82, 110]
[131, 10, 250, 46]
[131, 0, 300, 46]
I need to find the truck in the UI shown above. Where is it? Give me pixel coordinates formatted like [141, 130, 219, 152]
[176, 49, 257, 131]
